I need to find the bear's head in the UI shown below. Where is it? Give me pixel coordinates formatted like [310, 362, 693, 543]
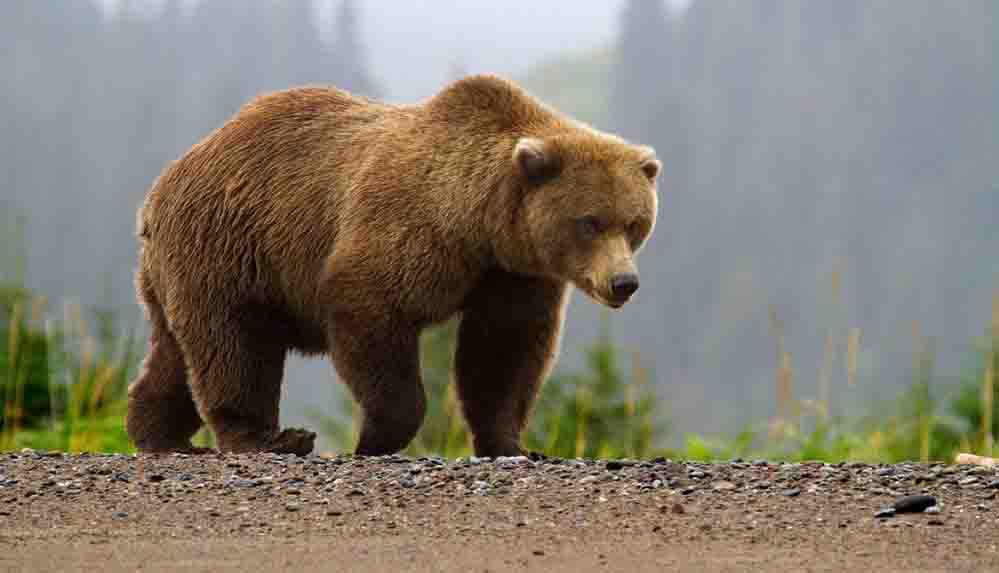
[503, 133, 661, 309]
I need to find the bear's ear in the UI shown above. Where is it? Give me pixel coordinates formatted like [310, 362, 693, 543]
[513, 137, 561, 183]
[637, 146, 661, 181]
[641, 157, 662, 181]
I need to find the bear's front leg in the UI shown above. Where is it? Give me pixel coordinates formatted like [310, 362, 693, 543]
[454, 272, 567, 458]
[328, 313, 427, 456]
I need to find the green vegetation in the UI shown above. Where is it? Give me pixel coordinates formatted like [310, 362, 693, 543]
[1, 285, 139, 453]
[308, 313, 665, 460]
[4, 207, 997, 462]
[3, 272, 996, 463]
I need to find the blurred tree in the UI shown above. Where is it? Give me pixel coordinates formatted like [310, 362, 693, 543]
[330, 0, 377, 96]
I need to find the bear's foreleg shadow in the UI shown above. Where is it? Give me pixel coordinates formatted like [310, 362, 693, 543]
[328, 315, 427, 456]
[454, 272, 566, 458]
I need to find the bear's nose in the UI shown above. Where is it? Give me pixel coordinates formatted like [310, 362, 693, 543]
[609, 273, 640, 300]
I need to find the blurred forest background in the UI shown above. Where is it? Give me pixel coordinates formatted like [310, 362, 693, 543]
[1, 1, 997, 457]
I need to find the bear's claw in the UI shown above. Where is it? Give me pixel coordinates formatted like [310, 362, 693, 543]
[266, 428, 317, 456]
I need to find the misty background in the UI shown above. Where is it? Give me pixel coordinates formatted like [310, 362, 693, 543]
[1, 1, 996, 448]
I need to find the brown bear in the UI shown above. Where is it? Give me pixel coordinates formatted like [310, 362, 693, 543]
[126, 74, 661, 457]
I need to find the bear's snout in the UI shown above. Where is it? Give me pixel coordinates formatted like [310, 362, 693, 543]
[609, 272, 640, 303]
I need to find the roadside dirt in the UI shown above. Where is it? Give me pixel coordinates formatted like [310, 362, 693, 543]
[2, 451, 998, 572]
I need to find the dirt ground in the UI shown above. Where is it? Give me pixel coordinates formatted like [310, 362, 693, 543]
[2, 451, 998, 572]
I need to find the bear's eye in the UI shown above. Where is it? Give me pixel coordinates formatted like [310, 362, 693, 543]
[577, 215, 604, 237]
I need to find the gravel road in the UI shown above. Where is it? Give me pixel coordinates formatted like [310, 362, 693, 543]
[2, 450, 999, 572]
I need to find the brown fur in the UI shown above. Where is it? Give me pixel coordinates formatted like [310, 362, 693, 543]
[126, 74, 661, 457]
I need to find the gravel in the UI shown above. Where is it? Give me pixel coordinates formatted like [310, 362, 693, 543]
[2, 450, 999, 571]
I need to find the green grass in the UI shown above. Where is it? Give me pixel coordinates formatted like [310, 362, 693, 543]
[2, 269, 996, 463]
[1, 286, 138, 453]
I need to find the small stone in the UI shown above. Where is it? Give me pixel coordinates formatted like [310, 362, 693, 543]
[606, 461, 624, 471]
[712, 480, 737, 491]
[924, 505, 941, 515]
[285, 503, 301, 512]
[113, 512, 128, 519]
[959, 477, 979, 486]
[893, 494, 937, 514]
[146, 474, 166, 483]
[781, 488, 801, 497]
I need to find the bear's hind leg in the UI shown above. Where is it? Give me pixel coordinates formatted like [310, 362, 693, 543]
[126, 293, 205, 453]
[181, 314, 315, 455]
[454, 273, 567, 458]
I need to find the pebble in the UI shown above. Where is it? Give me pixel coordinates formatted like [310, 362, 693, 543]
[893, 494, 937, 514]
[782, 488, 801, 497]
[712, 480, 737, 491]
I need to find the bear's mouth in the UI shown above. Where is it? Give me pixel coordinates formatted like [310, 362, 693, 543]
[574, 277, 631, 310]
[579, 287, 629, 310]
